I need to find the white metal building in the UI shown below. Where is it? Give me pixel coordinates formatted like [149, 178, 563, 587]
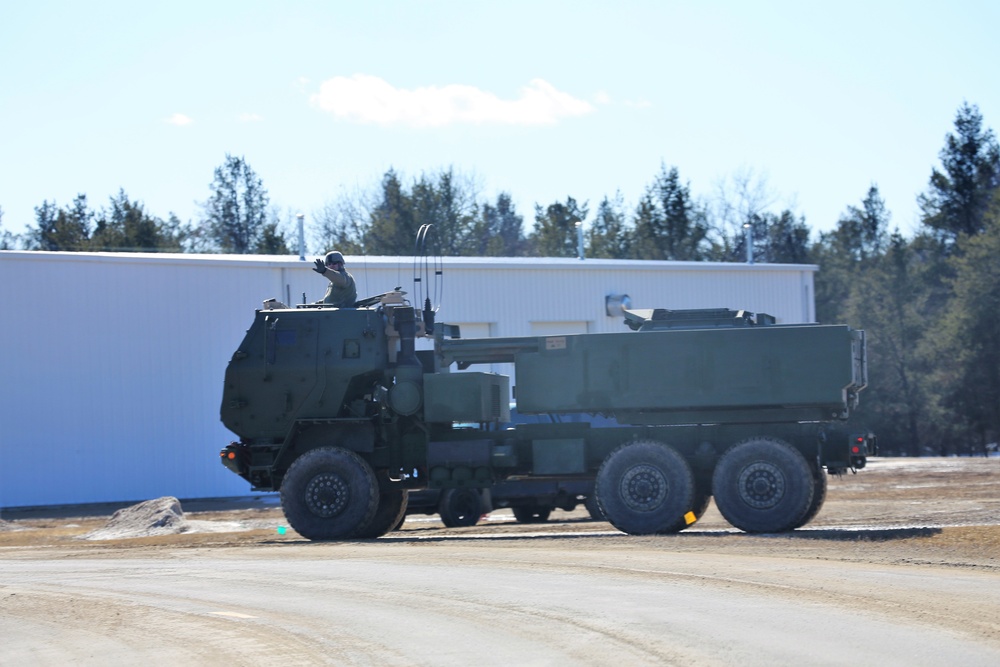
[0, 251, 816, 509]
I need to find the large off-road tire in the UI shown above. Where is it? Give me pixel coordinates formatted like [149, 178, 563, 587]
[584, 493, 605, 521]
[595, 440, 696, 535]
[280, 447, 379, 540]
[438, 487, 484, 527]
[712, 437, 815, 533]
[356, 489, 409, 539]
[512, 504, 553, 524]
[792, 467, 828, 529]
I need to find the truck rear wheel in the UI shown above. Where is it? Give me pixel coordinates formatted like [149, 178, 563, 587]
[280, 447, 379, 540]
[792, 467, 828, 529]
[712, 437, 815, 533]
[356, 489, 409, 539]
[595, 440, 695, 535]
[438, 488, 484, 527]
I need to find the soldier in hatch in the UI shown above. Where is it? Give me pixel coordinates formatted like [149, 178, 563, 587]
[312, 251, 357, 307]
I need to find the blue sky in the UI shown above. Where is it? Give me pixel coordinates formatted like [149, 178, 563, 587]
[2, 1, 998, 248]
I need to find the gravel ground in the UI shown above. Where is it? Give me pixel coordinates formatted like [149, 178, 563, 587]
[2, 457, 998, 569]
[3, 457, 1000, 665]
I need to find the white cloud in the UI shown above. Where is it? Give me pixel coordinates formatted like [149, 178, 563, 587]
[310, 75, 593, 127]
[594, 90, 612, 105]
[165, 113, 193, 126]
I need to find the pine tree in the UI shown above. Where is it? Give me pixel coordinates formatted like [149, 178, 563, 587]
[631, 165, 708, 261]
[587, 193, 629, 259]
[203, 154, 277, 253]
[473, 192, 525, 256]
[28, 195, 92, 251]
[918, 102, 1000, 244]
[408, 169, 478, 256]
[842, 233, 937, 455]
[762, 210, 811, 264]
[814, 186, 891, 324]
[366, 169, 417, 255]
[529, 197, 588, 257]
[90, 190, 184, 252]
[937, 191, 1000, 454]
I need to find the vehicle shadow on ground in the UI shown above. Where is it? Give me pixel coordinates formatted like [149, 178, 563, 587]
[765, 526, 943, 541]
[399, 525, 943, 543]
[263, 525, 943, 545]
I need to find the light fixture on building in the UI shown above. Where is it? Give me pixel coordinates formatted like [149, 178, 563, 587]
[297, 213, 305, 261]
[605, 294, 632, 317]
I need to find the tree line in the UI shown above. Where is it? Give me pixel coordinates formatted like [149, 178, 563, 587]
[0, 154, 811, 262]
[309, 163, 811, 263]
[0, 156, 291, 255]
[2, 103, 998, 457]
[816, 103, 1000, 457]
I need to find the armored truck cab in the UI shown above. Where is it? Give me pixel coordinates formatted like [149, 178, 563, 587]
[220, 291, 874, 541]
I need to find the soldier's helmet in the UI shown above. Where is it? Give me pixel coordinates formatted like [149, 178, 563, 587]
[324, 251, 345, 266]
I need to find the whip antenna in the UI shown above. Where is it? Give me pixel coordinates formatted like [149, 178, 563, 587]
[413, 224, 442, 333]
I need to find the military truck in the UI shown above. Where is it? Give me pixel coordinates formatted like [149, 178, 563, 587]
[219, 289, 874, 540]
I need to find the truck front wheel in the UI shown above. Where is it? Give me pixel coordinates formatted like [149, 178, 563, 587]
[356, 490, 409, 539]
[712, 437, 815, 533]
[584, 494, 605, 521]
[280, 447, 379, 540]
[595, 440, 695, 535]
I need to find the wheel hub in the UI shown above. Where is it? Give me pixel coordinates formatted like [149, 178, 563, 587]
[738, 462, 785, 509]
[304, 472, 350, 518]
[620, 464, 667, 512]
[452, 497, 477, 520]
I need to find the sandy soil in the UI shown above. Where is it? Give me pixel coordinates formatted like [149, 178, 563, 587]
[3, 457, 1000, 665]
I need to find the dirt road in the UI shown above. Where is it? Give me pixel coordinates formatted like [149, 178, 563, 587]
[2, 458, 999, 665]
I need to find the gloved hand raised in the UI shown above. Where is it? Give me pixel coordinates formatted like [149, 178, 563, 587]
[312, 258, 327, 274]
